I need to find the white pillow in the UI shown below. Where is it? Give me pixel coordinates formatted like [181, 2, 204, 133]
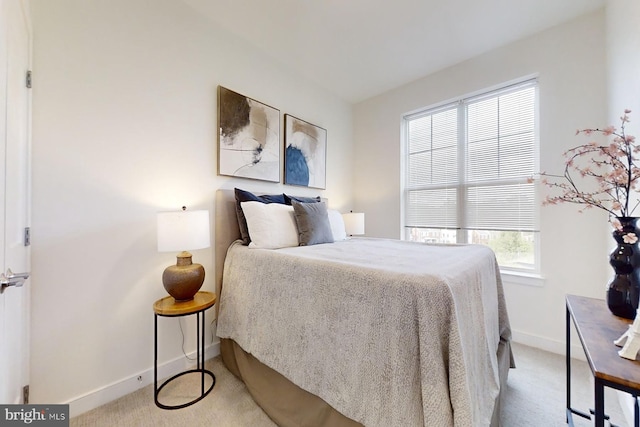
[240, 201, 299, 249]
[327, 209, 347, 241]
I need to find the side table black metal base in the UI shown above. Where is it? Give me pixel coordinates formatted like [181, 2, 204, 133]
[155, 368, 215, 410]
[153, 292, 217, 410]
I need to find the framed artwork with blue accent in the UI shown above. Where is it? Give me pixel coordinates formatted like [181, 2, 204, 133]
[218, 86, 280, 182]
[284, 114, 326, 189]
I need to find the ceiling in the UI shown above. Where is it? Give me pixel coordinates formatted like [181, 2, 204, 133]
[181, 0, 605, 103]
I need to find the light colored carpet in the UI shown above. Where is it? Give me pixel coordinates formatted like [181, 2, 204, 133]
[71, 342, 629, 426]
[503, 343, 627, 427]
[70, 354, 276, 427]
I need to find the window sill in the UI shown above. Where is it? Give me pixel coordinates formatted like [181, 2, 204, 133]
[500, 270, 545, 287]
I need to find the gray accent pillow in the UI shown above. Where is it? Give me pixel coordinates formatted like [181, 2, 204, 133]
[291, 201, 334, 246]
[284, 194, 321, 205]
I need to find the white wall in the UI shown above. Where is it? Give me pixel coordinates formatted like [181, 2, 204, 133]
[29, 0, 353, 411]
[605, 1, 640, 423]
[607, 1, 640, 116]
[353, 9, 609, 354]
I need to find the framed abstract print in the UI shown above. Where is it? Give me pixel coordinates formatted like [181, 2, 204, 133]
[284, 114, 326, 189]
[218, 86, 280, 182]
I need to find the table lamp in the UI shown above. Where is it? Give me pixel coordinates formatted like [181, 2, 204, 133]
[157, 207, 210, 301]
[342, 212, 365, 236]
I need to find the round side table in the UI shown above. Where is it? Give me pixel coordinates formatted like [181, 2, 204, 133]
[153, 291, 216, 409]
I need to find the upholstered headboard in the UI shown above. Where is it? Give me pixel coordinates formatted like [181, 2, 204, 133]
[214, 189, 240, 306]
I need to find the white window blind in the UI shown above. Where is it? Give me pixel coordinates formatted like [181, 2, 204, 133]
[404, 79, 539, 271]
[406, 104, 459, 229]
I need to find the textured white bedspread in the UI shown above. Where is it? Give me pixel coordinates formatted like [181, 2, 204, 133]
[217, 237, 511, 427]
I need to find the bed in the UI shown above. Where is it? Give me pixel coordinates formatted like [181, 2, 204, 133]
[214, 189, 514, 427]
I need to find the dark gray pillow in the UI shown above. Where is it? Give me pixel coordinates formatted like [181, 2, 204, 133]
[284, 194, 321, 205]
[291, 201, 334, 246]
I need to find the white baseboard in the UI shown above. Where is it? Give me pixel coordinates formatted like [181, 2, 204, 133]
[511, 328, 586, 362]
[66, 330, 586, 418]
[66, 340, 221, 418]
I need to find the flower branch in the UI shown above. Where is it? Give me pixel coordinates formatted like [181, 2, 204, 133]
[538, 109, 638, 219]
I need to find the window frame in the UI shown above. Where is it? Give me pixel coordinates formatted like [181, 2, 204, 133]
[401, 77, 541, 275]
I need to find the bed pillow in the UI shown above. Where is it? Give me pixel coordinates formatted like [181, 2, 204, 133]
[240, 201, 299, 249]
[284, 194, 321, 205]
[291, 201, 334, 246]
[235, 188, 286, 245]
[327, 209, 347, 241]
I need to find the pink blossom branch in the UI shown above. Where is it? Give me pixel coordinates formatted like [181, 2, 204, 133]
[540, 109, 638, 217]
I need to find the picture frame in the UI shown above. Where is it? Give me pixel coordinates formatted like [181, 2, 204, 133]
[284, 114, 327, 189]
[218, 86, 280, 182]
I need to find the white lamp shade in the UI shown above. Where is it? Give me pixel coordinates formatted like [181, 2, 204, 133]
[342, 212, 365, 236]
[157, 210, 210, 252]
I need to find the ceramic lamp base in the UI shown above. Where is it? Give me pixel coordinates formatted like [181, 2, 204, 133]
[162, 251, 205, 301]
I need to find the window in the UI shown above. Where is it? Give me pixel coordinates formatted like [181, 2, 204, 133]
[403, 79, 539, 272]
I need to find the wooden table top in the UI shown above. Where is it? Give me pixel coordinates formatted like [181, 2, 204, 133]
[153, 291, 216, 316]
[567, 294, 640, 390]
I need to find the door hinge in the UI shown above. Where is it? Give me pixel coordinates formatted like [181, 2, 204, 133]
[26, 70, 32, 89]
[23, 385, 29, 404]
[24, 227, 30, 246]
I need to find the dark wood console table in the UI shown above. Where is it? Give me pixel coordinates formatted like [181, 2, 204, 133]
[566, 294, 640, 426]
